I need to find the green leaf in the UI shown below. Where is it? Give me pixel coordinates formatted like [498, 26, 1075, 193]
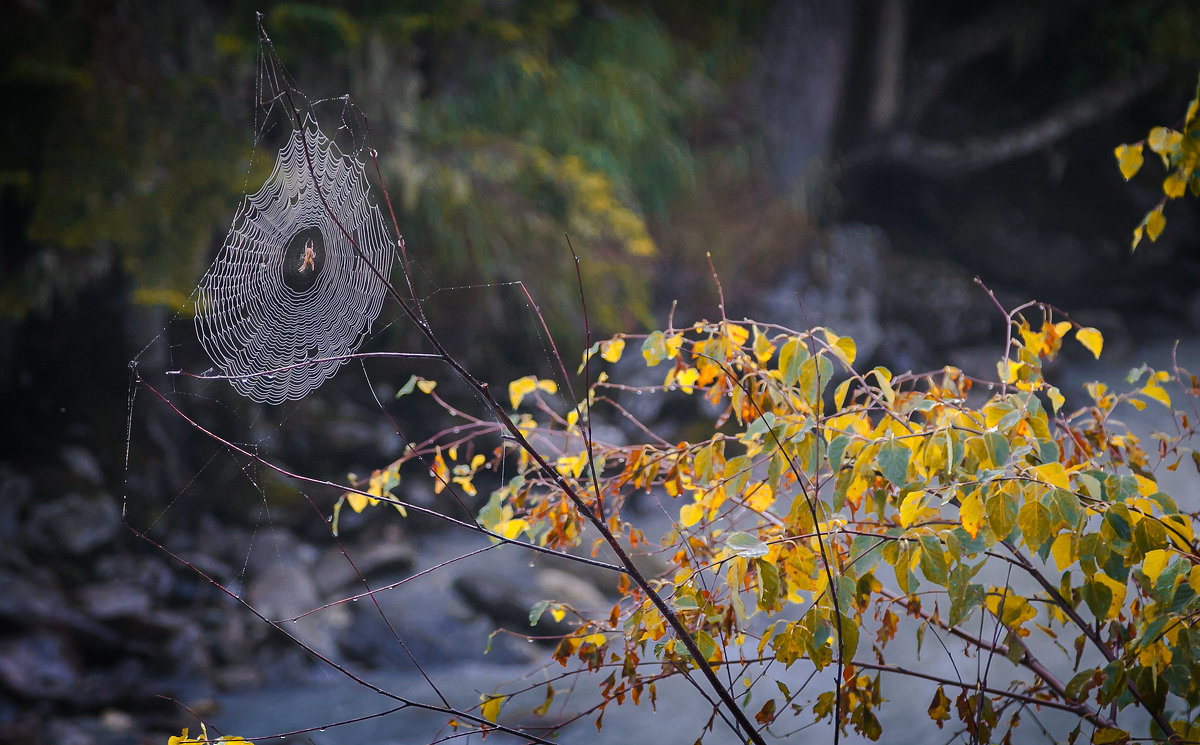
[395, 374, 420, 398]
[1098, 660, 1127, 706]
[756, 558, 781, 611]
[529, 599, 550, 626]
[827, 434, 851, 470]
[779, 338, 809, 385]
[983, 431, 1010, 466]
[1092, 727, 1130, 744]
[1102, 504, 1133, 544]
[1082, 579, 1113, 620]
[1066, 669, 1096, 701]
[745, 412, 778, 441]
[799, 355, 833, 408]
[726, 531, 770, 558]
[1018, 499, 1053, 550]
[877, 440, 911, 487]
[917, 535, 949, 585]
[985, 487, 1019, 540]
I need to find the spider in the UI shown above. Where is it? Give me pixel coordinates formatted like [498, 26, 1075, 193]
[299, 239, 317, 273]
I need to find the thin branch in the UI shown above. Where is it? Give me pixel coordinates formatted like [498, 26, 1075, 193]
[855, 66, 1167, 177]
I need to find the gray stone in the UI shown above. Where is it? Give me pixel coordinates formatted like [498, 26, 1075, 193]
[28, 493, 121, 556]
[77, 583, 152, 620]
[759, 224, 889, 362]
[246, 561, 349, 660]
[0, 632, 80, 700]
[881, 252, 993, 351]
[314, 533, 415, 596]
[61, 446, 105, 486]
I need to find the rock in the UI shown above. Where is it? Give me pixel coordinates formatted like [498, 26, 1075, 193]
[92, 553, 174, 599]
[536, 568, 609, 616]
[0, 469, 32, 557]
[0, 570, 124, 649]
[881, 253, 994, 352]
[314, 532, 415, 596]
[27, 493, 121, 556]
[758, 224, 889, 362]
[246, 561, 349, 660]
[43, 718, 98, 745]
[453, 565, 606, 642]
[77, 583, 153, 620]
[241, 528, 306, 576]
[61, 446, 105, 486]
[0, 632, 80, 700]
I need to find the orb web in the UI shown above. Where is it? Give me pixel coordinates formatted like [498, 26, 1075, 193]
[195, 115, 394, 404]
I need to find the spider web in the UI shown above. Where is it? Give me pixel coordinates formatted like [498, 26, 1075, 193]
[121, 16, 745, 745]
[194, 111, 395, 405]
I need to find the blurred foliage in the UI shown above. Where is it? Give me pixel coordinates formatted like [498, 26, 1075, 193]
[0, 0, 724, 339]
[3, 0, 1197, 336]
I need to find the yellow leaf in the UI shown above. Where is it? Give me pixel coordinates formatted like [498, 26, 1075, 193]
[899, 491, 926, 529]
[834, 379, 852, 410]
[960, 490, 984, 539]
[581, 631, 608, 647]
[985, 592, 1037, 633]
[1146, 208, 1166, 242]
[723, 322, 749, 347]
[1164, 170, 1188, 198]
[1031, 462, 1070, 491]
[1050, 533, 1075, 571]
[745, 481, 774, 512]
[431, 448, 449, 495]
[1142, 549, 1170, 584]
[665, 333, 684, 359]
[1114, 143, 1144, 180]
[1075, 327, 1103, 359]
[1190, 565, 1200, 595]
[550, 606, 566, 623]
[1141, 380, 1171, 408]
[1132, 224, 1145, 250]
[1047, 386, 1065, 413]
[600, 337, 625, 363]
[870, 366, 896, 405]
[500, 517, 528, 540]
[824, 330, 856, 366]
[481, 695, 506, 723]
[417, 379, 437, 394]
[676, 367, 700, 394]
[509, 376, 537, 408]
[1093, 573, 1127, 620]
[347, 490, 369, 513]
[997, 359, 1025, 383]
[556, 452, 587, 479]
[1148, 126, 1181, 155]
[1138, 641, 1172, 672]
[845, 471, 870, 508]
[752, 326, 775, 365]
[680, 501, 705, 528]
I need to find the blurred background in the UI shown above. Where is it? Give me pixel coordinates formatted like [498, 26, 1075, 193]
[1, 1, 1199, 743]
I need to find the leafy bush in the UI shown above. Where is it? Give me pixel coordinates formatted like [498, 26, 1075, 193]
[371, 298, 1196, 743]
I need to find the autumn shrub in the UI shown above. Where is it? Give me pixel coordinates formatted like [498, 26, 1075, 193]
[158, 52, 1200, 745]
[349, 294, 1196, 744]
